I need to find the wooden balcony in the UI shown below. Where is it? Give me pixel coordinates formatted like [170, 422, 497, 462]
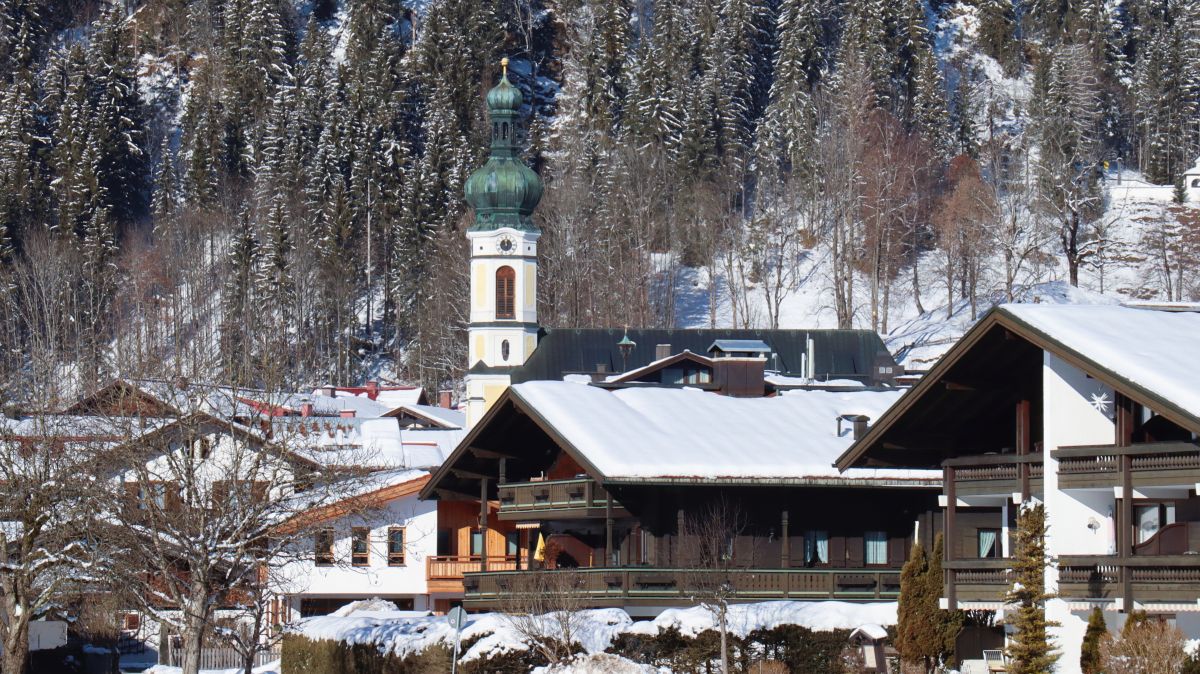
[460, 567, 903, 609]
[425, 555, 518, 593]
[945, 454, 1043, 497]
[945, 559, 1011, 604]
[1054, 442, 1200, 489]
[496, 478, 629, 521]
[1058, 555, 1200, 603]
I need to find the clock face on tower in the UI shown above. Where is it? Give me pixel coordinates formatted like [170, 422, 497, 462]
[498, 235, 515, 254]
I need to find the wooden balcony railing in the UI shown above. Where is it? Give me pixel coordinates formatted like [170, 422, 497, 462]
[425, 555, 518, 581]
[497, 478, 627, 519]
[459, 567, 903, 607]
[1054, 442, 1200, 488]
[1058, 555, 1200, 603]
[944, 454, 1043, 496]
[944, 559, 1011, 603]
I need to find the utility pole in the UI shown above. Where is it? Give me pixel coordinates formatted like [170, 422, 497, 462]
[366, 178, 373, 338]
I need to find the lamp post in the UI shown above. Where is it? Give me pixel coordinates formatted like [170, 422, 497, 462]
[617, 329, 636, 373]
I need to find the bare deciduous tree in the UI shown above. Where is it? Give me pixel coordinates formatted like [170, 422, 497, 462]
[500, 569, 590, 664]
[681, 499, 752, 674]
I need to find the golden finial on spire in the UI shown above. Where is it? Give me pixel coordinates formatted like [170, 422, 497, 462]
[501, 57, 509, 79]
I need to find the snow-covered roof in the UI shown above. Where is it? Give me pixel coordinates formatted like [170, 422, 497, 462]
[507, 381, 934, 482]
[999, 303, 1200, 420]
[709, 339, 771, 354]
[386, 403, 465, 429]
[277, 417, 463, 470]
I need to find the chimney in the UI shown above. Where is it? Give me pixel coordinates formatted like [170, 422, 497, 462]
[655, 344, 672, 361]
[319, 385, 336, 397]
[365, 381, 379, 400]
[339, 410, 356, 419]
[300, 402, 314, 417]
[438, 390, 453, 409]
[852, 415, 870, 440]
[713, 357, 766, 397]
[596, 363, 609, 373]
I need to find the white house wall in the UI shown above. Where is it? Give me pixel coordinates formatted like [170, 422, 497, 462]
[274, 491, 438, 619]
[1042, 352, 1116, 674]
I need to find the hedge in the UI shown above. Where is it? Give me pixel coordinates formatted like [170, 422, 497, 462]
[283, 622, 856, 674]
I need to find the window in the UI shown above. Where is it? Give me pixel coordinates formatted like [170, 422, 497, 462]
[495, 266, 515, 319]
[501, 339, 511, 361]
[804, 530, 829, 565]
[865, 531, 888, 565]
[138, 483, 167, 510]
[978, 528, 1001, 558]
[351, 528, 370, 566]
[387, 528, 405, 566]
[1135, 502, 1176, 544]
[506, 532, 520, 557]
[315, 528, 334, 566]
[470, 529, 484, 556]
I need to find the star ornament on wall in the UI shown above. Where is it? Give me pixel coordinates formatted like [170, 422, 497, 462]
[1090, 392, 1112, 414]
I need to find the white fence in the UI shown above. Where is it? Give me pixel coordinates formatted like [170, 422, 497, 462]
[166, 645, 281, 670]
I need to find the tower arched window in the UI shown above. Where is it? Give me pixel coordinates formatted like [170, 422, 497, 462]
[496, 266, 516, 319]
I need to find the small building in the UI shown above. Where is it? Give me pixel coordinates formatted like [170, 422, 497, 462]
[273, 470, 440, 617]
[1185, 156, 1200, 204]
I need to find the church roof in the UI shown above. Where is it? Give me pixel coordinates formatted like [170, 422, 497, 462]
[470, 327, 898, 385]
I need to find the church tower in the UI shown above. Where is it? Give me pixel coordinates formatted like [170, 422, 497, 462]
[462, 59, 544, 427]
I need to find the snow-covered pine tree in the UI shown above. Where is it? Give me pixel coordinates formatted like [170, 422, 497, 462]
[179, 59, 222, 211]
[151, 137, 180, 241]
[50, 44, 95, 235]
[0, 14, 47, 243]
[976, 0, 1021, 75]
[220, 207, 260, 382]
[717, 0, 773, 174]
[949, 75, 978, 158]
[87, 3, 148, 230]
[1004, 502, 1060, 674]
[754, 0, 821, 187]
[904, 0, 951, 158]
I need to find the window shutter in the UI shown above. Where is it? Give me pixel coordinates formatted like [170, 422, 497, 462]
[888, 536, 906, 567]
[845, 535, 864, 567]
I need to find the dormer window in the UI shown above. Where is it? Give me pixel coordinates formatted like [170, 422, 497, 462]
[496, 266, 515, 319]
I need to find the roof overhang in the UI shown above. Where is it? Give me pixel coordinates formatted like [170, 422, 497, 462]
[835, 306, 1200, 471]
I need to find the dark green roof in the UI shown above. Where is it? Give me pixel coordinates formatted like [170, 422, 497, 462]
[486, 328, 897, 385]
[464, 62, 542, 231]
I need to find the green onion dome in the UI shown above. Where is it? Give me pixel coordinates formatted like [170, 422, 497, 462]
[464, 58, 543, 231]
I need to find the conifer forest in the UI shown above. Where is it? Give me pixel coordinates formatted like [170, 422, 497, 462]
[0, 0, 1197, 396]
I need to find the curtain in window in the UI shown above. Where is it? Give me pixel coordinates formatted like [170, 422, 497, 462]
[865, 532, 888, 564]
[978, 529, 998, 558]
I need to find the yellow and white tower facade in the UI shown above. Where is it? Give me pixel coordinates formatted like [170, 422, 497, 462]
[462, 59, 544, 427]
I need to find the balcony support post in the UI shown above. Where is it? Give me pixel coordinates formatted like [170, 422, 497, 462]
[781, 511, 790, 568]
[605, 499, 614, 565]
[677, 509, 686, 566]
[1017, 399, 1031, 502]
[480, 477, 489, 573]
[945, 465, 957, 610]
[1120, 453, 1132, 611]
[498, 458, 507, 485]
